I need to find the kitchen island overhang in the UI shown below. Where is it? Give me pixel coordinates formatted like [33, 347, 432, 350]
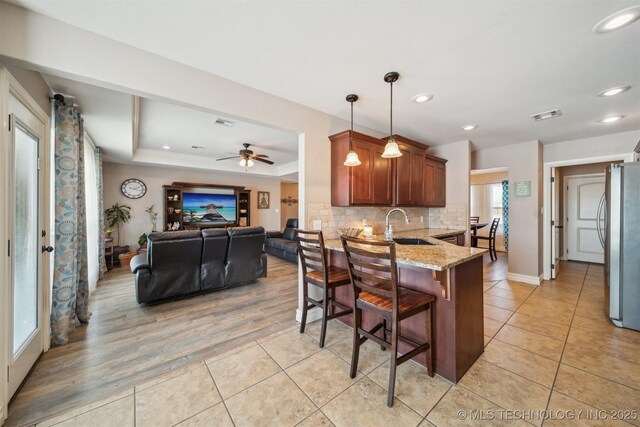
[324, 229, 487, 383]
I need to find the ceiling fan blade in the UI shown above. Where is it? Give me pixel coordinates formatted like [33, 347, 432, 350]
[216, 156, 241, 161]
[252, 157, 274, 165]
[252, 154, 269, 158]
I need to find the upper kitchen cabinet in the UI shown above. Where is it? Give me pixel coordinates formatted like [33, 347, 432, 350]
[330, 131, 446, 207]
[383, 135, 428, 207]
[423, 154, 447, 207]
[330, 131, 393, 206]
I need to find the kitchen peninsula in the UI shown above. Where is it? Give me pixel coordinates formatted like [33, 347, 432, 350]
[324, 228, 487, 383]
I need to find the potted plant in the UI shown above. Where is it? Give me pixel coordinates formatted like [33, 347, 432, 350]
[104, 228, 113, 238]
[138, 233, 148, 249]
[145, 204, 159, 232]
[104, 203, 132, 246]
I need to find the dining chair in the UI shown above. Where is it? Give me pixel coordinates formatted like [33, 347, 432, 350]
[340, 236, 435, 407]
[296, 229, 353, 348]
[476, 217, 500, 261]
[469, 216, 480, 224]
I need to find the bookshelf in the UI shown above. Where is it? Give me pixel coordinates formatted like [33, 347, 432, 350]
[237, 190, 251, 226]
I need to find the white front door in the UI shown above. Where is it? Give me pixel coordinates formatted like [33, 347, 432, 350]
[7, 91, 48, 398]
[565, 174, 605, 264]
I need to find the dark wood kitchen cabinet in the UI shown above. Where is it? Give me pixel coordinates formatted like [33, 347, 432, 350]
[384, 135, 428, 207]
[424, 154, 447, 207]
[330, 131, 445, 207]
[330, 130, 392, 206]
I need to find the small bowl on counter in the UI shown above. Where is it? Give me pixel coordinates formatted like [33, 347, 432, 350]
[338, 227, 363, 238]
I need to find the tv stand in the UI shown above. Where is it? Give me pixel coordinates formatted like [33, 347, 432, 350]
[162, 182, 251, 231]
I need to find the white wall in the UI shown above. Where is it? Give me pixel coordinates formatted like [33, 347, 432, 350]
[103, 162, 282, 249]
[544, 130, 640, 163]
[2, 63, 50, 112]
[428, 141, 471, 238]
[473, 140, 541, 279]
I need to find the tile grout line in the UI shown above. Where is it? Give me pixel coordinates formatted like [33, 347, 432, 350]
[541, 264, 589, 420]
[203, 363, 236, 427]
[483, 279, 540, 343]
[32, 391, 134, 427]
[256, 339, 322, 416]
[453, 382, 539, 427]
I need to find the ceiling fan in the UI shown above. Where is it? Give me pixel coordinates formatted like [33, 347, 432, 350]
[216, 143, 274, 167]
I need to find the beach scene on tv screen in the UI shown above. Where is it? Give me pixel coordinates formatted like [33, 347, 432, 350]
[183, 193, 236, 223]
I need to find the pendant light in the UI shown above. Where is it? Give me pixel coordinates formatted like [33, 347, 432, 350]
[381, 71, 402, 158]
[239, 158, 254, 168]
[344, 94, 361, 167]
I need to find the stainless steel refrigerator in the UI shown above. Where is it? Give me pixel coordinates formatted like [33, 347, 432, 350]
[598, 162, 640, 331]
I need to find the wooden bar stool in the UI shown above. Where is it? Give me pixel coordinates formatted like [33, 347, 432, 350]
[296, 229, 353, 348]
[476, 217, 500, 261]
[341, 236, 435, 407]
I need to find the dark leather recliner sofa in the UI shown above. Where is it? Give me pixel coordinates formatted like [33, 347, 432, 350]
[265, 218, 298, 263]
[130, 227, 267, 304]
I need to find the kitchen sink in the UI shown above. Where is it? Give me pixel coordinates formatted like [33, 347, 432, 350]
[392, 238, 435, 246]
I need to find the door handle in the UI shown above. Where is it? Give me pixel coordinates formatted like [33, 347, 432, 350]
[555, 225, 563, 229]
[42, 245, 54, 253]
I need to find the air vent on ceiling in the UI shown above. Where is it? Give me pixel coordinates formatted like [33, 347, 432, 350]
[530, 109, 562, 121]
[191, 145, 205, 150]
[214, 118, 236, 127]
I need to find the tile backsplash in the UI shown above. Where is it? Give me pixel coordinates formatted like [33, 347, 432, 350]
[306, 203, 467, 239]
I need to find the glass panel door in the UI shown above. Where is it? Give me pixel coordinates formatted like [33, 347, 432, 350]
[13, 122, 39, 356]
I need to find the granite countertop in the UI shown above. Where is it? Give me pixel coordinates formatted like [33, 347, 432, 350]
[324, 228, 487, 271]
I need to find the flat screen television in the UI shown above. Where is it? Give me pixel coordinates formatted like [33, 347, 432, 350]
[182, 192, 237, 224]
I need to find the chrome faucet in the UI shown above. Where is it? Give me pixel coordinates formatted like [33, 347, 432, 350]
[385, 208, 410, 240]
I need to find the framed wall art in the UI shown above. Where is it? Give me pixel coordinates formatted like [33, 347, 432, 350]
[257, 191, 270, 209]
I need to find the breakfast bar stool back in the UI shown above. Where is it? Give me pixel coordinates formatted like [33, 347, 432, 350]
[296, 229, 353, 348]
[340, 236, 435, 407]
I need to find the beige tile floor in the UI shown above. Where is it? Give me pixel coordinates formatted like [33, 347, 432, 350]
[35, 257, 640, 426]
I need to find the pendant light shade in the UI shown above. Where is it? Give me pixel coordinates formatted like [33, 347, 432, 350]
[239, 158, 255, 168]
[344, 150, 361, 167]
[382, 71, 403, 159]
[344, 94, 361, 167]
[381, 139, 402, 158]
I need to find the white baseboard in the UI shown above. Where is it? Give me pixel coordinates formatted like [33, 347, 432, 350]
[507, 272, 542, 286]
[295, 307, 323, 324]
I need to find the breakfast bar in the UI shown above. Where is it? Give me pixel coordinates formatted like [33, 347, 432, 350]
[324, 228, 487, 383]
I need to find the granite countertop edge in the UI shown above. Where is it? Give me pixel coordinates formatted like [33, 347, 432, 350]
[324, 228, 488, 271]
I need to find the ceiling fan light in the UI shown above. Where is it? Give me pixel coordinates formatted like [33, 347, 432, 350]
[344, 150, 362, 166]
[239, 158, 255, 167]
[381, 139, 402, 158]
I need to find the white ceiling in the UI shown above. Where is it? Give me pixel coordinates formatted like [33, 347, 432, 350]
[11, 0, 640, 149]
[41, 74, 299, 177]
[42, 74, 133, 162]
[138, 99, 298, 165]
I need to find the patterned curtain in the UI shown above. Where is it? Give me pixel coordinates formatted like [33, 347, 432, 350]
[502, 180, 509, 251]
[51, 99, 91, 346]
[96, 147, 107, 278]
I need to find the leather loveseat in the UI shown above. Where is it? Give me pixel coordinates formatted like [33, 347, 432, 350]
[130, 227, 267, 304]
[264, 218, 298, 263]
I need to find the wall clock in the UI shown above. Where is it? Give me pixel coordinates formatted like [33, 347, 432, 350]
[121, 178, 147, 199]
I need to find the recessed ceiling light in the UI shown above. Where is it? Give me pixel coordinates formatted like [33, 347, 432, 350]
[412, 93, 433, 103]
[593, 6, 640, 33]
[598, 86, 631, 97]
[462, 124, 477, 131]
[162, 145, 171, 150]
[599, 115, 624, 124]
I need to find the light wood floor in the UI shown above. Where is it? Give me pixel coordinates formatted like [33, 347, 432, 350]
[7, 255, 299, 427]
